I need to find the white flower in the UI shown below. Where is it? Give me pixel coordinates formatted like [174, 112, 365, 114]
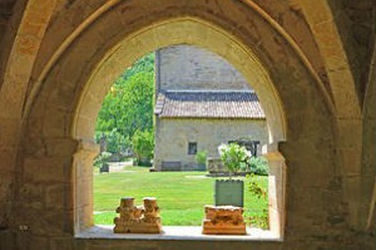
[244, 148, 252, 158]
[218, 143, 227, 156]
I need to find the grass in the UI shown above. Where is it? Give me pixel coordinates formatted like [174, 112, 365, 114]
[94, 166, 268, 226]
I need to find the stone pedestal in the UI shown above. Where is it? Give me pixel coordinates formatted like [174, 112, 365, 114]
[202, 205, 246, 235]
[114, 197, 162, 234]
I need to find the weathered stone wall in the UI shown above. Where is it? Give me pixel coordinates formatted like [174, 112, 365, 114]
[156, 45, 251, 90]
[0, 0, 375, 249]
[154, 118, 268, 171]
[0, 0, 41, 233]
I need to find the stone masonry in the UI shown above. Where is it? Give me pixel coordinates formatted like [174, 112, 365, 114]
[0, 1, 375, 250]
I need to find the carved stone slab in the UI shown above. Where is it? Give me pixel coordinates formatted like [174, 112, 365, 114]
[114, 197, 162, 234]
[202, 205, 246, 235]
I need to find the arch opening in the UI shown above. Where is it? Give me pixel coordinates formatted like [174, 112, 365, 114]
[71, 17, 287, 238]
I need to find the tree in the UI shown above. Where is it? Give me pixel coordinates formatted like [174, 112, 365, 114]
[95, 53, 155, 154]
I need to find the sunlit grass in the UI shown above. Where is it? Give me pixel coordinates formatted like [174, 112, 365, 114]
[94, 166, 268, 226]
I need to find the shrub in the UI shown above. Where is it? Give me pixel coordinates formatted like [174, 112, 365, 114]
[218, 143, 269, 176]
[218, 143, 251, 177]
[246, 156, 269, 176]
[93, 151, 112, 168]
[246, 173, 269, 229]
[195, 150, 208, 165]
[131, 129, 154, 165]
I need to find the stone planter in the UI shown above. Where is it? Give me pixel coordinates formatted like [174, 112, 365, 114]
[215, 179, 244, 207]
[207, 158, 226, 174]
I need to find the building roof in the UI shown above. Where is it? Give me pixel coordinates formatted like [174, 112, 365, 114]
[154, 90, 266, 119]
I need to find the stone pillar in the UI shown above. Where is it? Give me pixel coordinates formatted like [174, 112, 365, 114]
[73, 139, 99, 232]
[264, 151, 286, 239]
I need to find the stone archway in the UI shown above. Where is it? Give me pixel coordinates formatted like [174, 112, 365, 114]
[71, 17, 288, 236]
[17, 0, 346, 247]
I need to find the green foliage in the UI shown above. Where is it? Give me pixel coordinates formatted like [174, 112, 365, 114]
[246, 156, 269, 176]
[121, 53, 155, 81]
[195, 150, 208, 165]
[93, 152, 112, 168]
[218, 143, 251, 176]
[218, 143, 269, 176]
[95, 130, 129, 154]
[95, 53, 155, 153]
[132, 129, 154, 164]
[246, 173, 269, 229]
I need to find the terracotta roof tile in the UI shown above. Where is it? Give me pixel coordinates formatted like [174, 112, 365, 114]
[154, 90, 265, 119]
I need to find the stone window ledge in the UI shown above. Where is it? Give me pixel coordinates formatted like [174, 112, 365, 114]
[76, 225, 281, 241]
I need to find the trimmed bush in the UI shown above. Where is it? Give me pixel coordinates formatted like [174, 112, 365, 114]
[247, 156, 269, 176]
[195, 150, 208, 165]
[132, 129, 154, 166]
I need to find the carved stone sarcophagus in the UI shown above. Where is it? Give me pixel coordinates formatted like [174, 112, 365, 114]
[202, 205, 246, 235]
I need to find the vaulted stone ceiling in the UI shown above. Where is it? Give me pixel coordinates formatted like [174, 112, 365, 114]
[1, 0, 374, 119]
[328, 0, 375, 106]
[0, 1, 375, 249]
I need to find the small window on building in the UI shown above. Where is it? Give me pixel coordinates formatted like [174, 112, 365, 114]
[188, 142, 197, 155]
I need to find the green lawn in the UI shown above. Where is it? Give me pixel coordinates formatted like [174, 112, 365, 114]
[94, 166, 268, 226]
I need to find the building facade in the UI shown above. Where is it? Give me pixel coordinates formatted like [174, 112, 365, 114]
[153, 45, 268, 171]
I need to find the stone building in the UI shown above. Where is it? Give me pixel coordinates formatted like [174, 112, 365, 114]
[153, 45, 268, 171]
[0, 1, 376, 250]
